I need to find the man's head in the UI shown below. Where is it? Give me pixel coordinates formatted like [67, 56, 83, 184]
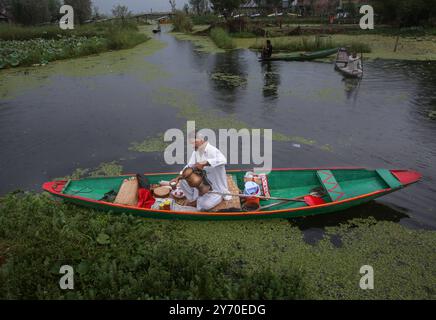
[352, 52, 357, 58]
[266, 40, 271, 46]
[188, 131, 206, 150]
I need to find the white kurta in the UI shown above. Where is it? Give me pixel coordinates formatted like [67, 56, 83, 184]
[347, 56, 362, 72]
[180, 142, 231, 210]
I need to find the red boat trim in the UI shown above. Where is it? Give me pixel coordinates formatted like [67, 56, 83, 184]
[43, 181, 391, 217]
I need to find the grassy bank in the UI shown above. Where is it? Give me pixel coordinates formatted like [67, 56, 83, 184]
[210, 28, 236, 50]
[0, 22, 150, 69]
[249, 35, 371, 53]
[233, 33, 436, 60]
[175, 23, 436, 60]
[0, 189, 435, 299]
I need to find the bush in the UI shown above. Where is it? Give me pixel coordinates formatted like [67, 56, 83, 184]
[104, 24, 148, 50]
[230, 31, 256, 38]
[210, 27, 236, 50]
[0, 22, 149, 69]
[191, 14, 220, 26]
[172, 11, 193, 33]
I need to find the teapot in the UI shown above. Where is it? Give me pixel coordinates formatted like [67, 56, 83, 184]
[181, 167, 212, 195]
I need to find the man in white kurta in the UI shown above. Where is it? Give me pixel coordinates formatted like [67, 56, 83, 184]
[347, 52, 362, 72]
[177, 135, 231, 211]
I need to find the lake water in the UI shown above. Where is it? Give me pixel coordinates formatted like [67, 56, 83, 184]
[1, 27, 435, 230]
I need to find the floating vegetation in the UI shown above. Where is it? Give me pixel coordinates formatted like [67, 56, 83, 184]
[272, 132, 316, 146]
[153, 87, 247, 130]
[211, 72, 247, 87]
[320, 144, 334, 152]
[0, 37, 167, 99]
[129, 134, 169, 153]
[0, 37, 107, 69]
[0, 195, 435, 299]
[172, 32, 224, 54]
[89, 161, 123, 177]
[57, 161, 123, 180]
[151, 87, 326, 150]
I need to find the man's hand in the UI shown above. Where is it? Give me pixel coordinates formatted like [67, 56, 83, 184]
[194, 161, 209, 170]
[170, 176, 181, 184]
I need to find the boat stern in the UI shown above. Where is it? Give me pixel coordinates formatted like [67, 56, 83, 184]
[391, 170, 422, 186]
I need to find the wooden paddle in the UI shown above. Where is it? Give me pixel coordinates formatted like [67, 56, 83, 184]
[210, 187, 326, 204]
[209, 191, 306, 203]
[255, 189, 327, 211]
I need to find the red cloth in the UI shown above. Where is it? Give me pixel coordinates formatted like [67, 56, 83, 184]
[304, 196, 326, 206]
[137, 188, 155, 208]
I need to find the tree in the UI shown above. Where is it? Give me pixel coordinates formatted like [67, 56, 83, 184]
[169, 0, 177, 12]
[266, 0, 282, 12]
[47, 0, 61, 22]
[111, 4, 131, 20]
[92, 5, 100, 20]
[370, 0, 436, 26]
[183, 3, 190, 14]
[0, 0, 12, 20]
[189, 0, 209, 15]
[64, 0, 91, 24]
[9, 0, 50, 25]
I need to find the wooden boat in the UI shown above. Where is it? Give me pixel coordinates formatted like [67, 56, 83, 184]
[335, 47, 363, 78]
[42, 167, 421, 221]
[258, 47, 338, 62]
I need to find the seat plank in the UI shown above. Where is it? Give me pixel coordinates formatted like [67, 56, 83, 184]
[376, 169, 402, 189]
[316, 170, 346, 202]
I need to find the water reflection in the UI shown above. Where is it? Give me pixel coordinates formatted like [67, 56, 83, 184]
[289, 201, 409, 231]
[261, 61, 281, 99]
[289, 201, 410, 245]
[209, 50, 248, 108]
[343, 78, 362, 102]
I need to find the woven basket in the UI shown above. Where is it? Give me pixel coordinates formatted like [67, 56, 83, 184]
[114, 178, 138, 206]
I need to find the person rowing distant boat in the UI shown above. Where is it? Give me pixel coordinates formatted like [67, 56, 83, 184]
[170, 131, 231, 211]
[346, 52, 362, 73]
[261, 40, 273, 59]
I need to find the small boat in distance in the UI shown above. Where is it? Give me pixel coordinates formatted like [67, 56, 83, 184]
[258, 47, 338, 62]
[335, 47, 363, 78]
[152, 25, 161, 34]
[43, 167, 421, 221]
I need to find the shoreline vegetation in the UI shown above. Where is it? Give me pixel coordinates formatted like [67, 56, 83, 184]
[173, 12, 436, 61]
[0, 187, 435, 299]
[0, 22, 150, 69]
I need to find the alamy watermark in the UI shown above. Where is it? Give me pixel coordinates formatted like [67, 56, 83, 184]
[164, 121, 273, 173]
[59, 5, 74, 30]
[59, 265, 74, 290]
[360, 5, 374, 30]
[58, 5, 374, 31]
[359, 265, 374, 290]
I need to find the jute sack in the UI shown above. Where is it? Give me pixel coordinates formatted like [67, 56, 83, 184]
[114, 177, 139, 206]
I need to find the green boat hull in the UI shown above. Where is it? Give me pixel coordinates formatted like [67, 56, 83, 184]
[42, 168, 421, 221]
[259, 48, 339, 62]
